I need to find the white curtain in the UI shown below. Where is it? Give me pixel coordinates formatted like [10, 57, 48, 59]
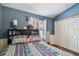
[28, 17, 34, 25]
[28, 17, 47, 40]
[28, 17, 38, 29]
[38, 19, 47, 40]
[44, 20, 47, 40]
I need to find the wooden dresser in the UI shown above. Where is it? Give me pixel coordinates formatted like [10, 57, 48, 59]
[0, 39, 7, 52]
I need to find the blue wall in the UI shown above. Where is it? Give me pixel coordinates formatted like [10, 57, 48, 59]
[0, 4, 2, 37]
[1, 5, 53, 37]
[47, 20, 54, 34]
[53, 4, 79, 21]
[1, 4, 79, 37]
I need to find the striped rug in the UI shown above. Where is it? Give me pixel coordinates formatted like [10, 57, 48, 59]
[5, 41, 60, 56]
[28, 41, 60, 56]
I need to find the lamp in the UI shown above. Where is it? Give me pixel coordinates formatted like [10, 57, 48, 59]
[13, 19, 17, 29]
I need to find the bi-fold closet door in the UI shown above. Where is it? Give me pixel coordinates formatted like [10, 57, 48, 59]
[67, 17, 79, 52]
[55, 16, 79, 53]
[55, 20, 68, 48]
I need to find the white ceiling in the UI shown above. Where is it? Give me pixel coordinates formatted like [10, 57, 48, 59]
[1, 3, 75, 18]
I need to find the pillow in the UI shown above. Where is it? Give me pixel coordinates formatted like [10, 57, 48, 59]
[12, 37, 26, 45]
[12, 35, 41, 44]
[13, 35, 27, 39]
[31, 35, 41, 42]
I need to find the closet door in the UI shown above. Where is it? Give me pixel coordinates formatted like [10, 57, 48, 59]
[57, 21, 62, 46]
[55, 21, 58, 44]
[76, 17, 79, 53]
[76, 22, 79, 52]
[55, 20, 66, 47]
[56, 21, 62, 46]
[77, 38, 79, 52]
[65, 17, 79, 52]
[66, 19, 70, 50]
[55, 20, 69, 48]
[73, 18, 78, 52]
[55, 16, 79, 52]
[55, 21, 60, 45]
[69, 17, 79, 52]
[68, 19, 75, 51]
[77, 23, 79, 52]
[59, 20, 65, 47]
[63, 20, 68, 48]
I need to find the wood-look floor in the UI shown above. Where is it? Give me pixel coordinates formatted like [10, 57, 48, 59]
[51, 44, 79, 56]
[47, 42, 79, 56]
